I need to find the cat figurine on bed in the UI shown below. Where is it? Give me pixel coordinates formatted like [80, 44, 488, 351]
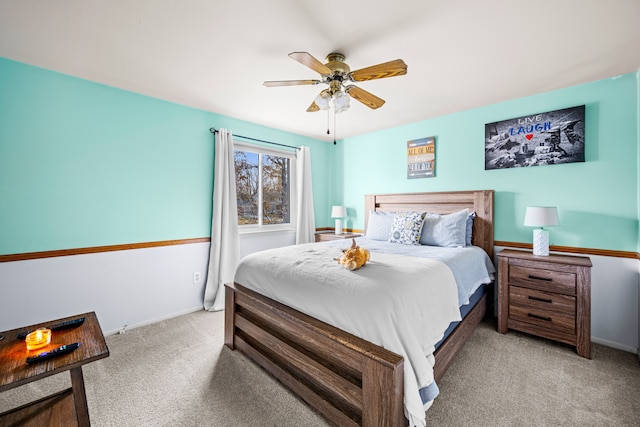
[336, 238, 370, 271]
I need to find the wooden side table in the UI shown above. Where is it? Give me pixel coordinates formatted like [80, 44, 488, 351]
[0, 312, 109, 426]
[314, 231, 362, 242]
[497, 250, 592, 358]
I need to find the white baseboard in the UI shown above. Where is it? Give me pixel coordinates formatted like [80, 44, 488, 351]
[103, 305, 204, 336]
[592, 336, 637, 354]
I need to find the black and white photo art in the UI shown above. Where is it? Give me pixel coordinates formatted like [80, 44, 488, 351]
[484, 105, 585, 170]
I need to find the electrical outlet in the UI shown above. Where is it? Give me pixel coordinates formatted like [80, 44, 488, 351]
[193, 272, 202, 284]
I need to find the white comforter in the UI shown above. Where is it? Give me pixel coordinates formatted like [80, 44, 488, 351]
[233, 242, 462, 427]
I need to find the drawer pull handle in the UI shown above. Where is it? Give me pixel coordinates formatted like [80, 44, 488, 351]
[528, 296, 553, 304]
[528, 313, 552, 322]
[528, 275, 552, 282]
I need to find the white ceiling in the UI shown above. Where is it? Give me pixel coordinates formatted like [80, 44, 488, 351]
[1, 0, 639, 142]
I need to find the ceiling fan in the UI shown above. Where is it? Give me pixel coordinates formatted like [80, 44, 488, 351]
[263, 52, 408, 113]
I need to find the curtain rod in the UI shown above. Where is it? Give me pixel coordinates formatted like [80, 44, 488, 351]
[209, 128, 299, 150]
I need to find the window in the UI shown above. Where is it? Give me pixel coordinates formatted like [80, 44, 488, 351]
[234, 143, 295, 229]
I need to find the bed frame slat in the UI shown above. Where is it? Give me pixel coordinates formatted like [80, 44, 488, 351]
[235, 314, 363, 418]
[234, 335, 361, 427]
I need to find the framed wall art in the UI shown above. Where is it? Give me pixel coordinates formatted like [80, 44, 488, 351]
[407, 136, 435, 179]
[484, 105, 585, 170]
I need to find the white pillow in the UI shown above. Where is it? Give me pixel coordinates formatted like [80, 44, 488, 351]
[466, 211, 476, 246]
[388, 212, 426, 245]
[420, 208, 469, 247]
[366, 211, 395, 241]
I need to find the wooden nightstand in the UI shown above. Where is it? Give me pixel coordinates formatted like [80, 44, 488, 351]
[497, 249, 592, 358]
[314, 231, 362, 242]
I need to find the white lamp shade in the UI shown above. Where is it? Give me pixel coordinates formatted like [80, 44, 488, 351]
[524, 206, 559, 227]
[331, 206, 347, 218]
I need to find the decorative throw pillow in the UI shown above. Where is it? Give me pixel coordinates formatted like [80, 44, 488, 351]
[366, 211, 395, 241]
[388, 212, 426, 245]
[420, 208, 469, 247]
[466, 211, 476, 246]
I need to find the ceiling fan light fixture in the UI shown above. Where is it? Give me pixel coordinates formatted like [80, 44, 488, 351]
[332, 90, 350, 113]
[315, 90, 331, 110]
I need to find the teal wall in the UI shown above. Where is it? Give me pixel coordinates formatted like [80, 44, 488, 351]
[0, 58, 329, 255]
[336, 73, 639, 253]
[2, 57, 637, 255]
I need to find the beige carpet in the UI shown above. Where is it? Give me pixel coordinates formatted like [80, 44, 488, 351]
[1, 310, 638, 426]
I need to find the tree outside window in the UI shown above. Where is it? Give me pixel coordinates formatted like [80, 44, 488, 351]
[234, 148, 290, 227]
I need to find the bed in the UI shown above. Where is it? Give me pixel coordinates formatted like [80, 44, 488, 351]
[224, 190, 494, 427]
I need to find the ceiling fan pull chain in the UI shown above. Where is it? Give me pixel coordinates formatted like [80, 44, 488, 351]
[326, 109, 330, 136]
[333, 109, 337, 145]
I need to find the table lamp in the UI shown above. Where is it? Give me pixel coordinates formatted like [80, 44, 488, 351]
[331, 206, 347, 235]
[524, 206, 559, 256]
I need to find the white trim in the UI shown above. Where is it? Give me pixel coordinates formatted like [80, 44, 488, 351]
[592, 336, 638, 354]
[103, 305, 203, 336]
[239, 226, 296, 236]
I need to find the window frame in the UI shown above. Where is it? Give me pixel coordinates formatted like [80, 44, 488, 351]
[233, 141, 297, 234]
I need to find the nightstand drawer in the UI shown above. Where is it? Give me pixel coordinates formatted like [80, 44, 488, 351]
[509, 305, 576, 334]
[509, 286, 575, 315]
[509, 265, 576, 295]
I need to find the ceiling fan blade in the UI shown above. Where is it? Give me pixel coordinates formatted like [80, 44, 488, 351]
[346, 85, 385, 109]
[263, 79, 321, 87]
[350, 59, 407, 82]
[288, 52, 332, 75]
[306, 101, 320, 112]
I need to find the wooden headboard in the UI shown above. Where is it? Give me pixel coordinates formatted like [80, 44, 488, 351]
[364, 190, 495, 258]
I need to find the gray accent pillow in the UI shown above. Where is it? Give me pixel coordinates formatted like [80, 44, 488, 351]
[420, 208, 469, 247]
[366, 211, 395, 241]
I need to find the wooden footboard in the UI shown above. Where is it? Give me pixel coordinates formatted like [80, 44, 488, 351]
[225, 283, 404, 427]
[225, 283, 487, 427]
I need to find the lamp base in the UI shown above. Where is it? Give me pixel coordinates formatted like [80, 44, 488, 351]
[532, 229, 549, 256]
[335, 219, 343, 235]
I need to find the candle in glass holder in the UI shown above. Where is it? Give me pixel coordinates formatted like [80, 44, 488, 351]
[25, 328, 52, 350]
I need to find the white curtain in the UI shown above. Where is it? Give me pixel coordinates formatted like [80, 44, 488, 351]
[204, 128, 240, 311]
[295, 146, 316, 244]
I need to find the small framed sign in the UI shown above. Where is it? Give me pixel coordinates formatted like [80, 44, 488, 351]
[485, 105, 585, 170]
[407, 136, 435, 179]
